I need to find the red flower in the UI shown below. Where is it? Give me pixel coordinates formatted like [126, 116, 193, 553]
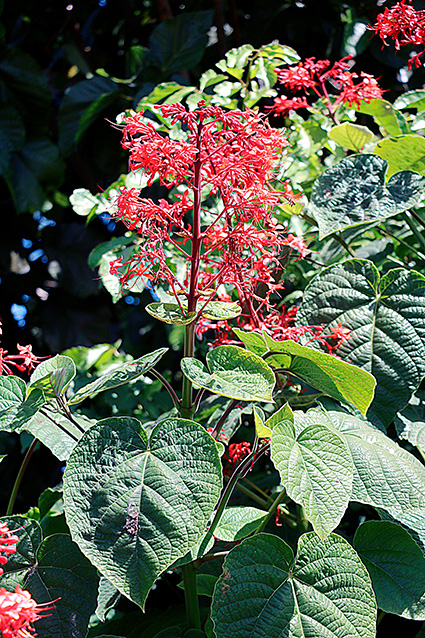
[273, 95, 309, 116]
[226, 442, 251, 468]
[371, 0, 425, 69]
[0, 585, 55, 638]
[0, 523, 19, 576]
[282, 234, 308, 260]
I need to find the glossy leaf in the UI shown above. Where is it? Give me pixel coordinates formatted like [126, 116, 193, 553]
[309, 154, 425, 239]
[328, 122, 373, 152]
[235, 329, 375, 415]
[296, 259, 425, 425]
[374, 135, 425, 178]
[181, 346, 275, 403]
[214, 506, 268, 542]
[271, 407, 352, 538]
[63, 417, 222, 609]
[200, 301, 241, 321]
[354, 521, 425, 620]
[146, 302, 196, 325]
[68, 348, 168, 405]
[211, 532, 376, 638]
[28, 354, 76, 399]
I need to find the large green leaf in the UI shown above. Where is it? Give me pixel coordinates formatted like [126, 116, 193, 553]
[328, 123, 373, 152]
[67, 348, 168, 405]
[0, 516, 42, 590]
[181, 346, 275, 403]
[28, 355, 76, 400]
[296, 259, 425, 426]
[63, 417, 222, 609]
[309, 154, 425, 239]
[150, 11, 213, 76]
[25, 534, 99, 638]
[0, 376, 44, 432]
[234, 329, 375, 416]
[211, 532, 376, 638]
[214, 506, 268, 542]
[200, 301, 241, 321]
[25, 403, 95, 461]
[327, 409, 425, 536]
[271, 407, 352, 538]
[374, 135, 425, 178]
[354, 521, 425, 620]
[357, 98, 404, 136]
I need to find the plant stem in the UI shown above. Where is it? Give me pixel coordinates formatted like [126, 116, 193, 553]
[181, 322, 195, 419]
[234, 480, 270, 508]
[149, 368, 180, 410]
[211, 399, 239, 439]
[297, 504, 310, 533]
[254, 488, 289, 534]
[6, 438, 38, 515]
[181, 563, 201, 631]
[377, 225, 425, 260]
[402, 211, 425, 254]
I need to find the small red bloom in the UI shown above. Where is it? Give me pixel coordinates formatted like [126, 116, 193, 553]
[273, 95, 309, 116]
[282, 234, 308, 260]
[371, 0, 425, 69]
[0, 585, 55, 638]
[226, 441, 251, 468]
[0, 523, 19, 576]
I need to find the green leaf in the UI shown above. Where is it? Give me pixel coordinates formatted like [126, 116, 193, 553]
[96, 577, 121, 622]
[146, 303, 196, 325]
[357, 98, 404, 136]
[297, 259, 425, 426]
[309, 154, 425, 239]
[88, 235, 135, 269]
[235, 329, 375, 416]
[354, 521, 425, 620]
[395, 390, 425, 454]
[28, 354, 76, 399]
[177, 573, 217, 597]
[394, 90, 425, 113]
[68, 348, 168, 405]
[0, 516, 42, 590]
[0, 376, 44, 432]
[200, 301, 241, 321]
[271, 407, 352, 538]
[211, 532, 376, 638]
[58, 76, 120, 156]
[25, 534, 99, 638]
[328, 123, 373, 152]
[374, 135, 425, 178]
[327, 409, 425, 523]
[63, 417, 222, 609]
[150, 11, 213, 76]
[25, 403, 94, 460]
[214, 506, 267, 542]
[253, 406, 270, 438]
[181, 346, 275, 403]
[0, 103, 25, 176]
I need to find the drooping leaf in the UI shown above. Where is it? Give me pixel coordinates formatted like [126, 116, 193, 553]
[25, 534, 99, 638]
[150, 11, 213, 76]
[146, 303, 196, 325]
[27, 355, 76, 400]
[63, 417, 222, 609]
[214, 506, 268, 542]
[253, 406, 269, 438]
[181, 346, 275, 403]
[328, 122, 373, 152]
[200, 301, 241, 321]
[68, 348, 168, 405]
[211, 532, 376, 638]
[296, 259, 425, 425]
[309, 154, 425, 239]
[374, 135, 425, 178]
[354, 521, 425, 620]
[234, 329, 375, 415]
[25, 403, 95, 461]
[271, 407, 352, 538]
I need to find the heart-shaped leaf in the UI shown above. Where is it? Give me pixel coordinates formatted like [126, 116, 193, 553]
[146, 302, 196, 325]
[354, 520, 425, 620]
[63, 417, 222, 609]
[328, 122, 373, 152]
[374, 135, 425, 178]
[296, 259, 425, 426]
[28, 355, 76, 399]
[211, 532, 376, 638]
[181, 346, 275, 403]
[235, 329, 375, 415]
[0, 376, 44, 432]
[271, 406, 352, 538]
[214, 506, 268, 542]
[67, 348, 168, 405]
[309, 154, 425, 239]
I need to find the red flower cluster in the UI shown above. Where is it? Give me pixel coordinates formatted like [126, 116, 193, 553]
[0, 586, 54, 638]
[0, 322, 45, 376]
[0, 523, 19, 576]
[226, 442, 251, 469]
[273, 56, 383, 116]
[110, 102, 302, 314]
[371, 0, 425, 69]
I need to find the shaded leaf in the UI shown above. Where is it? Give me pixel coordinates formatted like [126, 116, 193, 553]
[0, 376, 44, 432]
[0, 516, 42, 590]
[28, 355, 76, 399]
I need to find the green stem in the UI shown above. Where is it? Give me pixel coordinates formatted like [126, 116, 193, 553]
[297, 504, 310, 533]
[234, 481, 270, 508]
[378, 225, 425, 261]
[254, 488, 289, 534]
[181, 322, 195, 419]
[403, 211, 425, 254]
[377, 611, 386, 626]
[149, 368, 180, 411]
[6, 438, 38, 515]
[181, 563, 201, 631]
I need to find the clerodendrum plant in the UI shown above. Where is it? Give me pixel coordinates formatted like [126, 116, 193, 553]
[3, 56, 425, 636]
